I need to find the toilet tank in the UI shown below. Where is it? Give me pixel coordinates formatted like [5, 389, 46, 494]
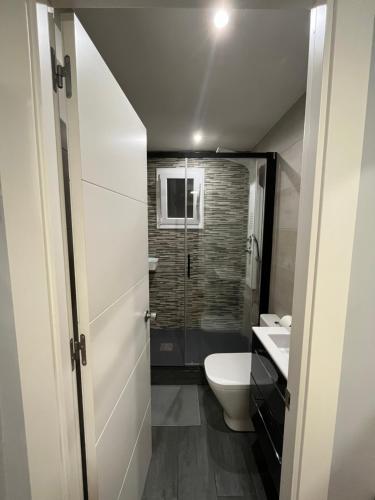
[260, 314, 280, 327]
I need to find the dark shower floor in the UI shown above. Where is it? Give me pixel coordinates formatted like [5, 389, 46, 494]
[150, 328, 250, 366]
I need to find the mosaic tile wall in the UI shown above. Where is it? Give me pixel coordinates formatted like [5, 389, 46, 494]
[148, 158, 250, 333]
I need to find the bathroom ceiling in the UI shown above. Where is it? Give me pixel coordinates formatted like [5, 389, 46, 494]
[76, 8, 309, 151]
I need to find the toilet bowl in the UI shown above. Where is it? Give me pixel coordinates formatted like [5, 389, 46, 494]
[204, 352, 253, 432]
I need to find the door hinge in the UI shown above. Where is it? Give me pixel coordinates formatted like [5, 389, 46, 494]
[285, 388, 291, 410]
[50, 47, 72, 98]
[70, 334, 87, 371]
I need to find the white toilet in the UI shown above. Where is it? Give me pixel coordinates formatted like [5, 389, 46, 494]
[204, 352, 253, 431]
[204, 314, 281, 432]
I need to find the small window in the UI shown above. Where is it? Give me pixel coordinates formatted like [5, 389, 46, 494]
[157, 167, 204, 229]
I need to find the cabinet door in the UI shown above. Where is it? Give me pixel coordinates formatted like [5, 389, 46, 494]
[252, 347, 286, 429]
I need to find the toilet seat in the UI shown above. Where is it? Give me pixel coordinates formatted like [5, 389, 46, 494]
[204, 352, 252, 388]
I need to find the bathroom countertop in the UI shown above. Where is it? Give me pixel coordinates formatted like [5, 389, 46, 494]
[252, 326, 290, 379]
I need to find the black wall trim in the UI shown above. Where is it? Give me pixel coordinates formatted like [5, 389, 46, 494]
[259, 154, 277, 317]
[147, 151, 275, 159]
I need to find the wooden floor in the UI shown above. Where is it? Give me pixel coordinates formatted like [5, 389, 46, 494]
[142, 385, 275, 500]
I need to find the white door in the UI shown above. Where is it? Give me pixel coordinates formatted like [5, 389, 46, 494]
[59, 13, 151, 500]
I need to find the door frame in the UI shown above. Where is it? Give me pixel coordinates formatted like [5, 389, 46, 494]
[3, 1, 374, 499]
[281, 2, 375, 499]
[57, 12, 100, 500]
[48, 9, 94, 498]
[0, 1, 83, 498]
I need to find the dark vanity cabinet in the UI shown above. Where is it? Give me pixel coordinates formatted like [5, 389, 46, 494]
[250, 334, 288, 493]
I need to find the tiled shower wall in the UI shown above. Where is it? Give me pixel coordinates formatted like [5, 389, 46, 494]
[254, 95, 305, 317]
[147, 158, 249, 333]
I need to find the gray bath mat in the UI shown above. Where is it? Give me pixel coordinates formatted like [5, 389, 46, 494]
[151, 385, 201, 427]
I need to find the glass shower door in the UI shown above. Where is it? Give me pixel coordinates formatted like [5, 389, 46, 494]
[148, 159, 187, 366]
[148, 156, 271, 368]
[248, 160, 267, 326]
[185, 157, 255, 365]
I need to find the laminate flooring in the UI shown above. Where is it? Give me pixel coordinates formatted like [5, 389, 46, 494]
[151, 385, 201, 427]
[142, 385, 275, 500]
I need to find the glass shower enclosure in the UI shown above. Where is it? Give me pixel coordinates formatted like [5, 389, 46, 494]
[147, 153, 276, 368]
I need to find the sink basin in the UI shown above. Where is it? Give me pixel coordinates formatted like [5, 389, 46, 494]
[252, 326, 290, 379]
[269, 333, 290, 353]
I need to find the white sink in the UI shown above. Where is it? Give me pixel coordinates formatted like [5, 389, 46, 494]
[269, 333, 290, 353]
[252, 326, 291, 379]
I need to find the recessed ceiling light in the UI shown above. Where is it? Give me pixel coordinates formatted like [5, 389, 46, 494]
[193, 131, 203, 144]
[214, 9, 229, 29]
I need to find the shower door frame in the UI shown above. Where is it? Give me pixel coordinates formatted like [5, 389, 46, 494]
[148, 151, 277, 376]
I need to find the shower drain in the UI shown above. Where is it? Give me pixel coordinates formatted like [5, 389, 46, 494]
[159, 342, 174, 352]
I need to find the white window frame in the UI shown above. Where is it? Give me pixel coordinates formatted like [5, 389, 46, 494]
[157, 167, 204, 229]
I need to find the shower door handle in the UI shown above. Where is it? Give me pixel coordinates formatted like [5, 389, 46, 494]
[187, 253, 191, 278]
[144, 310, 157, 322]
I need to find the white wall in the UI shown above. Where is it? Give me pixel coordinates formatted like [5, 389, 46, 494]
[328, 24, 375, 500]
[0, 188, 31, 500]
[254, 95, 306, 317]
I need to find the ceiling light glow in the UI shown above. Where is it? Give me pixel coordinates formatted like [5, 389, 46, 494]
[214, 9, 229, 29]
[193, 131, 203, 144]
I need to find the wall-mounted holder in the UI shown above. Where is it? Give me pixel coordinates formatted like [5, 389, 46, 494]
[148, 257, 159, 272]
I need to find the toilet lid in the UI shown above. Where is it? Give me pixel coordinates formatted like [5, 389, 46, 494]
[204, 352, 252, 387]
